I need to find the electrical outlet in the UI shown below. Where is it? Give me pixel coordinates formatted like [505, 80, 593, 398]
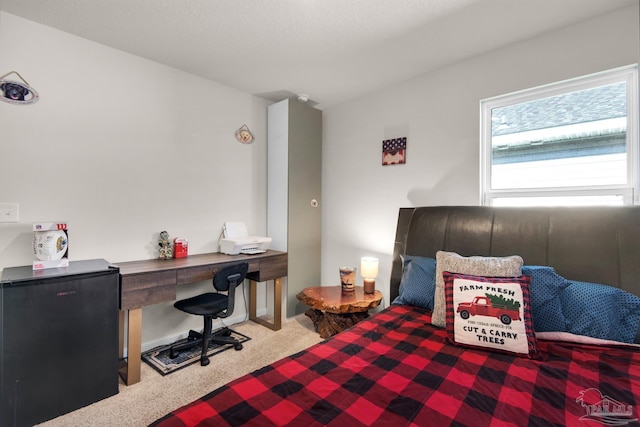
[0, 203, 19, 223]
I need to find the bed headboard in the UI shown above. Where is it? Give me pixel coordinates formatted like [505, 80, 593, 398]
[390, 206, 640, 302]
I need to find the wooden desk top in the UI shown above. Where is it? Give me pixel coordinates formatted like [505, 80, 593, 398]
[116, 250, 287, 310]
[116, 250, 287, 276]
[296, 286, 383, 314]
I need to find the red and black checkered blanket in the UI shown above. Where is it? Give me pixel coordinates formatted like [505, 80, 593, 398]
[151, 305, 640, 426]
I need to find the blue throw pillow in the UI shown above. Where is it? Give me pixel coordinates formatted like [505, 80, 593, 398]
[522, 266, 571, 332]
[392, 255, 437, 310]
[561, 280, 640, 344]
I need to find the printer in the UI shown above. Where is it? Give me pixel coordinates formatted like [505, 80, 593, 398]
[219, 222, 271, 255]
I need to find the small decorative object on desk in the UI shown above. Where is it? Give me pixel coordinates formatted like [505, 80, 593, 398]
[340, 267, 357, 291]
[173, 237, 188, 258]
[158, 231, 173, 259]
[33, 222, 69, 270]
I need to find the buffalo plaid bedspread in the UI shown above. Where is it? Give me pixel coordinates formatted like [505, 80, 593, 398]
[151, 304, 640, 426]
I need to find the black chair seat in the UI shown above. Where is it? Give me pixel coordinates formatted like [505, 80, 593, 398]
[174, 293, 227, 316]
[169, 262, 248, 366]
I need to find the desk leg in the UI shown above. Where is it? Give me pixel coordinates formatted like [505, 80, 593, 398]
[118, 310, 125, 359]
[249, 277, 282, 331]
[249, 279, 258, 323]
[273, 277, 282, 330]
[118, 308, 142, 386]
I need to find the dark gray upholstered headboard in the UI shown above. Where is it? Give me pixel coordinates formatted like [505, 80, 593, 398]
[390, 206, 640, 302]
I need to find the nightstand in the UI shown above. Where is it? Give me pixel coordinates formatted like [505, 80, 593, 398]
[296, 285, 383, 338]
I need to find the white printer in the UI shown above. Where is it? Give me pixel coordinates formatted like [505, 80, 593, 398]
[219, 222, 271, 255]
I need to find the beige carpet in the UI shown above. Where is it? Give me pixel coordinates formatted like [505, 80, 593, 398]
[37, 315, 323, 427]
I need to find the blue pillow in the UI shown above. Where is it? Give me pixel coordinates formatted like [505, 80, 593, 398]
[522, 266, 571, 332]
[392, 255, 437, 310]
[561, 280, 640, 344]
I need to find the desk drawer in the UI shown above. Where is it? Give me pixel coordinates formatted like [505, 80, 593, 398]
[177, 265, 217, 285]
[247, 253, 288, 282]
[120, 271, 176, 309]
[177, 260, 260, 285]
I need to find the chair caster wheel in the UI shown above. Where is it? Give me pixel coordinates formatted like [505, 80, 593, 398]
[234, 343, 243, 351]
[169, 349, 179, 359]
[200, 357, 210, 366]
[223, 329, 232, 337]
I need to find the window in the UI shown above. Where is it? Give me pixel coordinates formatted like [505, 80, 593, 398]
[480, 65, 638, 207]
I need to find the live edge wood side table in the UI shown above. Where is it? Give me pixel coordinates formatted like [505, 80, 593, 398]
[297, 286, 383, 338]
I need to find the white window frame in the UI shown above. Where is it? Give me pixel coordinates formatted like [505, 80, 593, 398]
[480, 65, 638, 206]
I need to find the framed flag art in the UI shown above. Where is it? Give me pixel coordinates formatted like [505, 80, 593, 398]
[382, 137, 407, 165]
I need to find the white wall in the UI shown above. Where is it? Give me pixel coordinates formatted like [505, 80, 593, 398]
[0, 12, 270, 350]
[2, 5, 639, 351]
[321, 4, 640, 306]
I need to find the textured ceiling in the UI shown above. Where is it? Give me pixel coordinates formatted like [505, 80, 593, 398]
[0, 0, 636, 108]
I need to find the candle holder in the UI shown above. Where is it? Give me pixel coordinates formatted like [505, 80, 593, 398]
[339, 267, 357, 291]
[360, 257, 379, 294]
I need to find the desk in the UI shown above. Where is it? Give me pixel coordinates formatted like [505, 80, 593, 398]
[116, 250, 287, 385]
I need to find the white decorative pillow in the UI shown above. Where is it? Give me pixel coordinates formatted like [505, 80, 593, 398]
[443, 272, 539, 358]
[431, 251, 523, 328]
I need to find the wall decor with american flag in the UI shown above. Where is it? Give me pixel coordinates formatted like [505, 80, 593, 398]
[382, 137, 406, 165]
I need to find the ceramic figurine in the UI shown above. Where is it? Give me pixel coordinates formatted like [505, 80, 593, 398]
[158, 230, 173, 259]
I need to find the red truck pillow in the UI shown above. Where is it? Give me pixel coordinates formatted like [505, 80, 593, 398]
[443, 271, 539, 359]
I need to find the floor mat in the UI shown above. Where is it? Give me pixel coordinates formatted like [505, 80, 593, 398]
[141, 328, 251, 375]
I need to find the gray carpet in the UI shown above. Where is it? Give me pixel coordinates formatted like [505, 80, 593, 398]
[36, 315, 323, 427]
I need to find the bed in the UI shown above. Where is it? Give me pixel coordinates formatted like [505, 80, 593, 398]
[152, 206, 640, 426]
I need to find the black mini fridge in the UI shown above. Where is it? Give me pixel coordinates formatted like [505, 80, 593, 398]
[0, 259, 120, 427]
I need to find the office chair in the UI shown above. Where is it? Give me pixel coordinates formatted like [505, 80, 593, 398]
[169, 262, 248, 366]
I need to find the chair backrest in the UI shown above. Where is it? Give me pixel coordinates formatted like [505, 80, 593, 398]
[213, 262, 248, 318]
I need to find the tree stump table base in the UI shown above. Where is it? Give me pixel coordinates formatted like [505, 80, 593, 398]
[304, 308, 369, 338]
[297, 286, 383, 338]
